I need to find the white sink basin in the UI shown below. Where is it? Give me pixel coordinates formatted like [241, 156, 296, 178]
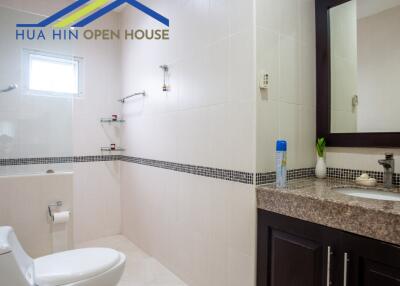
[335, 188, 400, 202]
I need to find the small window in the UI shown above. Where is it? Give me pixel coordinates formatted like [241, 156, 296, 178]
[23, 49, 83, 97]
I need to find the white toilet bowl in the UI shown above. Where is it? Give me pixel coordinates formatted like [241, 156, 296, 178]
[0, 226, 126, 286]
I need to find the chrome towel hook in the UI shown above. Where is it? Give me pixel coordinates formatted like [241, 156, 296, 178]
[0, 84, 18, 93]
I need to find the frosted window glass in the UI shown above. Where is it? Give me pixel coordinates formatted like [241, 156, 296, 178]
[27, 53, 80, 96]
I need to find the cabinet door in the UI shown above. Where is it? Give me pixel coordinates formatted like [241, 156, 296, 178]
[257, 210, 339, 286]
[342, 233, 400, 286]
[269, 229, 323, 286]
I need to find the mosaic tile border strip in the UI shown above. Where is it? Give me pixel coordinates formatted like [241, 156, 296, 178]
[3, 155, 398, 186]
[327, 168, 400, 186]
[256, 167, 400, 186]
[73, 155, 122, 163]
[256, 167, 315, 185]
[0, 155, 121, 166]
[120, 156, 254, 184]
[288, 168, 315, 181]
[255, 172, 275, 185]
[0, 154, 314, 186]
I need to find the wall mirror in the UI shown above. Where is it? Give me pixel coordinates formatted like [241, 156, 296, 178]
[316, 0, 400, 147]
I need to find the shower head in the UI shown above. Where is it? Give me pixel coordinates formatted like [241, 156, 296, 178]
[0, 84, 18, 93]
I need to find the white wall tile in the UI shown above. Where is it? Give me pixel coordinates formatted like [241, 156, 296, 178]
[0, 8, 75, 160]
[229, 0, 254, 35]
[256, 27, 280, 102]
[227, 183, 257, 257]
[327, 148, 400, 173]
[119, 1, 316, 286]
[299, 0, 316, 46]
[299, 43, 316, 107]
[178, 39, 230, 110]
[256, 0, 281, 32]
[226, 102, 256, 172]
[208, 0, 230, 44]
[280, 0, 300, 39]
[255, 0, 316, 172]
[228, 33, 255, 101]
[279, 35, 300, 104]
[298, 105, 316, 168]
[278, 102, 300, 169]
[229, 31, 256, 103]
[73, 161, 121, 244]
[0, 7, 122, 246]
[227, 248, 255, 286]
[71, 14, 122, 244]
[176, 107, 214, 167]
[0, 173, 73, 258]
[256, 98, 279, 172]
[121, 162, 256, 286]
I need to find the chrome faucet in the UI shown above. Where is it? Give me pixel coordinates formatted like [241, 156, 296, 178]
[378, 153, 395, 188]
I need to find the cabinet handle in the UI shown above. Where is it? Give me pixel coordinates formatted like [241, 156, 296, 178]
[343, 252, 349, 286]
[326, 246, 333, 286]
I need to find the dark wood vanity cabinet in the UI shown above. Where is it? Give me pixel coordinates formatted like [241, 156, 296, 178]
[343, 233, 400, 286]
[257, 210, 400, 286]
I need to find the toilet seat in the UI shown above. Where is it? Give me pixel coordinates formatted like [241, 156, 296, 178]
[34, 248, 121, 286]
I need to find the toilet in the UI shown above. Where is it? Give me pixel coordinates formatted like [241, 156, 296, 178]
[0, 226, 126, 286]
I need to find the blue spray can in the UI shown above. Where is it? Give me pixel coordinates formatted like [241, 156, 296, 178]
[276, 140, 287, 188]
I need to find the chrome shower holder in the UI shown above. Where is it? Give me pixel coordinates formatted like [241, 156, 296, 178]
[118, 91, 146, 103]
[160, 65, 170, 92]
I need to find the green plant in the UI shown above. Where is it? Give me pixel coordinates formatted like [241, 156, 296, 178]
[316, 138, 326, 158]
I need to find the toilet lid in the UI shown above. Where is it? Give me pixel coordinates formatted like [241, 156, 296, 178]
[34, 248, 121, 286]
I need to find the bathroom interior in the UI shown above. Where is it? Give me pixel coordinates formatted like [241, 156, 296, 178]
[0, 0, 399, 285]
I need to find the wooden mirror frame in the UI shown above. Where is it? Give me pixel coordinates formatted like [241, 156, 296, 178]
[316, 0, 400, 147]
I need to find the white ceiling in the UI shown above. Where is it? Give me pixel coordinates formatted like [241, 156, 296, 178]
[357, 0, 400, 18]
[0, 0, 74, 17]
[3, 0, 400, 21]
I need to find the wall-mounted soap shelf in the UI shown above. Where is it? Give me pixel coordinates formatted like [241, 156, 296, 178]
[101, 147, 125, 152]
[100, 118, 126, 123]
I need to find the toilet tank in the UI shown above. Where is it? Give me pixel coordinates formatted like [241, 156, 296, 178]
[0, 226, 34, 286]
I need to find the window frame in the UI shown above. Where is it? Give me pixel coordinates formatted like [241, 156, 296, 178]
[22, 49, 84, 98]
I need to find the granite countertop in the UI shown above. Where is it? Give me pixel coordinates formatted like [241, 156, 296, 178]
[257, 178, 400, 245]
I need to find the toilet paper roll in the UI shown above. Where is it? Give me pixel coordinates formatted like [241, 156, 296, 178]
[52, 211, 70, 224]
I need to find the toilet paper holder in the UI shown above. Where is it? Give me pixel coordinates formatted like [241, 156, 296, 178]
[48, 201, 63, 218]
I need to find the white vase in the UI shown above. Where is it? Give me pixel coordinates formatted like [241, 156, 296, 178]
[315, 156, 327, 179]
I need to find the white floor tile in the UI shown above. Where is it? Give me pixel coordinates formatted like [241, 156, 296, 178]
[76, 235, 187, 286]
